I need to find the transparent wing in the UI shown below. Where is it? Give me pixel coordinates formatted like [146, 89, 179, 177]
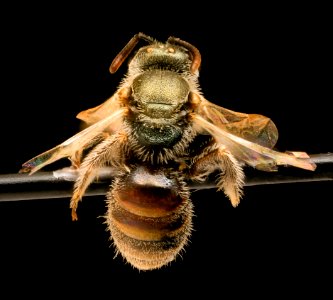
[192, 113, 316, 171]
[20, 107, 127, 175]
[77, 94, 121, 127]
[76, 87, 129, 128]
[197, 96, 279, 149]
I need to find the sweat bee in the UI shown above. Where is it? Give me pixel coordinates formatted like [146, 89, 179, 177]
[20, 32, 316, 271]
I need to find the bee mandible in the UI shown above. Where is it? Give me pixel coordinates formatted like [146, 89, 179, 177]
[20, 32, 316, 271]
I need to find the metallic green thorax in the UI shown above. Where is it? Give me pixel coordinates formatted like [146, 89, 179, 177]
[132, 70, 190, 118]
[131, 70, 190, 147]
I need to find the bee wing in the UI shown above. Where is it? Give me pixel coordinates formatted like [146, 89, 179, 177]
[76, 87, 130, 129]
[76, 94, 121, 127]
[193, 110, 316, 172]
[20, 107, 127, 175]
[197, 97, 279, 149]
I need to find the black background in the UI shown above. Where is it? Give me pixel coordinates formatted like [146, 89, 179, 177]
[0, 6, 332, 298]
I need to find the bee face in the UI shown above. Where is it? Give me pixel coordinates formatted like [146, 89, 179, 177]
[129, 43, 192, 74]
[20, 33, 316, 271]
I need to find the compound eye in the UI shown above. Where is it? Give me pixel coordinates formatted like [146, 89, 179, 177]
[167, 47, 175, 53]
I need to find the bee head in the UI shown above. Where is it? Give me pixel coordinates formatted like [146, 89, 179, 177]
[109, 33, 201, 75]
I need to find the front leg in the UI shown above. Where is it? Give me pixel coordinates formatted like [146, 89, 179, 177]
[70, 132, 128, 220]
[190, 144, 245, 207]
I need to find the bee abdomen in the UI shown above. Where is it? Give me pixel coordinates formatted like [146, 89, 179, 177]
[105, 166, 193, 270]
[107, 202, 192, 270]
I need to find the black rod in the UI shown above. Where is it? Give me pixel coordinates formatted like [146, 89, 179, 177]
[0, 153, 332, 202]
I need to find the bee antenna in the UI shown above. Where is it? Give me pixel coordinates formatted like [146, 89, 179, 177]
[109, 32, 155, 74]
[167, 36, 201, 74]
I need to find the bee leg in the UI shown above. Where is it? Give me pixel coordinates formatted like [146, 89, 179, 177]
[69, 149, 83, 169]
[190, 146, 245, 207]
[69, 132, 110, 169]
[70, 132, 127, 221]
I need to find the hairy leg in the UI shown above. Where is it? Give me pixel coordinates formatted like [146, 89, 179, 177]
[190, 145, 245, 207]
[70, 132, 128, 220]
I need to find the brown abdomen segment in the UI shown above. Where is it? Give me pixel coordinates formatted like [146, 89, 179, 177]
[105, 166, 193, 271]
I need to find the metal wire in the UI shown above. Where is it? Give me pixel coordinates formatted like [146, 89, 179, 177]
[0, 153, 332, 202]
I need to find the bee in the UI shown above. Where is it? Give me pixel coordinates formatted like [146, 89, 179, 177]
[20, 32, 316, 271]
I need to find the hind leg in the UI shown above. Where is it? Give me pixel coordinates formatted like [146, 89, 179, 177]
[190, 145, 245, 207]
[70, 132, 128, 220]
